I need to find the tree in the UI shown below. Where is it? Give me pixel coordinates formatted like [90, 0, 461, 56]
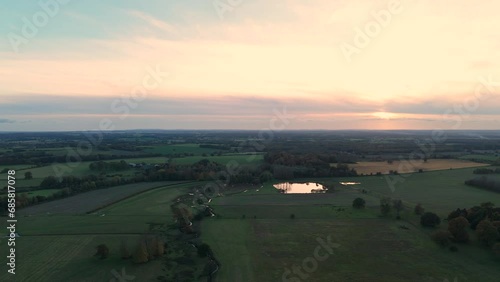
[24, 171, 33, 180]
[259, 171, 273, 183]
[414, 203, 425, 215]
[493, 243, 500, 256]
[380, 197, 392, 216]
[476, 220, 499, 246]
[431, 230, 452, 246]
[40, 176, 59, 188]
[133, 241, 149, 264]
[120, 240, 131, 259]
[393, 200, 404, 219]
[352, 197, 366, 209]
[94, 244, 109, 259]
[157, 237, 165, 256]
[197, 243, 211, 258]
[448, 216, 470, 243]
[420, 212, 441, 228]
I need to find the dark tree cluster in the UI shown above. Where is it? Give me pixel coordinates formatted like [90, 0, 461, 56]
[473, 168, 500, 174]
[264, 152, 357, 180]
[89, 160, 129, 171]
[465, 176, 500, 193]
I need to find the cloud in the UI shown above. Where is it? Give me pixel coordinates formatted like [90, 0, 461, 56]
[0, 119, 15, 123]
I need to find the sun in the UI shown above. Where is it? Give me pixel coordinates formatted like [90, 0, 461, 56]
[372, 112, 398, 120]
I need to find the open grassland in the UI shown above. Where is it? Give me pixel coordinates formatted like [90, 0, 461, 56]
[0, 235, 163, 282]
[6, 183, 193, 236]
[0, 182, 198, 281]
[202, 220, 255, 282]
[0, 164, 35, 172]
[202, 167, 500, 281]
[21, 189, 61, 197]
[18, 181, 187, 216]
[203, 217, 500, 282]
[351, 159, 488, 175]
[337, 167, 500, 215]
[213, 190, 379, 208]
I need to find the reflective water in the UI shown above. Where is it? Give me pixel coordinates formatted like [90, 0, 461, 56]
[273, 182, 328, 194]
[340, 182, 361, 185]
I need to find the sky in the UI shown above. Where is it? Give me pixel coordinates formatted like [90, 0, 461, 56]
[0, 0, 499, 131]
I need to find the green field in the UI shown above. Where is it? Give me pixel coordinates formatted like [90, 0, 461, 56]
[0, 152, 263, 189]
[18, 181, 188, 216]
[0, 182, 199, 281]
[21, 189, 61, 198]
[2, 163, 500, 281]
[201, 167, 500, 281]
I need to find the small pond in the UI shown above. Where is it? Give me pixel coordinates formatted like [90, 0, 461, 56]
[340, 182, 361, 186]
[273, 182, 328, 194]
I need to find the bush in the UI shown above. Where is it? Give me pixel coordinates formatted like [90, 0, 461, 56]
[290, 214, 295, 219]
[94, 244, 109, 259]
[414, 203, 425, 215]
[133, 241, 149, 264]
[449, 246, 458, 252]
[420, 212, 441, 228]
[448, 216, 470, 243]
[120, 240, 131, 259]
[380, 197, 392, 216]
[493, 243, 500, 256]
[197, 243, 211, 258]
[476, 220, 499, 246]
[431, 230, 452, 246]
[352, 197, 366, 209]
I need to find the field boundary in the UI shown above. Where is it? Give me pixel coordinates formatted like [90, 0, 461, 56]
[85, 180, 198, 214]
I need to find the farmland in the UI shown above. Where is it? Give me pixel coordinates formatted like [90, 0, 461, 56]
[0, 182, 201, 281]
[351, 159, 489, 175]
[1, 130, 500, 281]
[18, 181, 188, 216]
[202, 167, 500, 281]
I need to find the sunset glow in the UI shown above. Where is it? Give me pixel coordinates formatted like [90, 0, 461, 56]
[1, 0, 499, 131]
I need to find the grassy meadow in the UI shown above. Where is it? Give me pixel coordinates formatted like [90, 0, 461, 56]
[201, 167, 500, 281]
[0, 182, 199, 281]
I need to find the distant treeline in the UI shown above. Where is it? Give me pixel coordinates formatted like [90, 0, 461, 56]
[465, 176, 500, 193]
[473, 168, 500, 175]
[89, 160, 130, 171]
[199, 144, 231, 150]
[0, 152, 160, 166]
[264, 152, 357, 179]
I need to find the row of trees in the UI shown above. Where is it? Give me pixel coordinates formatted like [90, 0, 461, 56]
[264, 152, 358, 180]
[89, 160, 130, 171]
[465, 176, 500, 193]
[0, 151, 160, 166]
[473, 168, 500, 174]
[94, 237, 166, 263]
